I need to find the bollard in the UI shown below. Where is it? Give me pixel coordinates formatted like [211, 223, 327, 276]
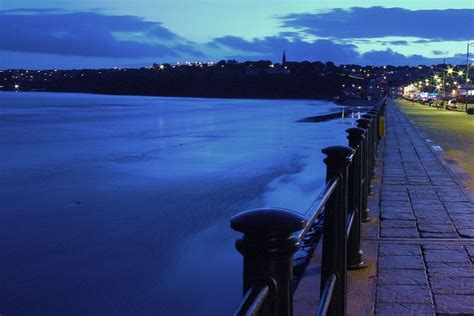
[231, 208, 306, 316]
[362, 114, 377, 185]
[378, 106, 386, 138]
[368, 110, 379, 147]
[346, 128, 368, 269]
[361, 114, 375, 165]
[356, 118, 371, 222]
[321, 145, 354, 316]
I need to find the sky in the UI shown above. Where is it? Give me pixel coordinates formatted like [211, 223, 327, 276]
[0, 0, 473, 69]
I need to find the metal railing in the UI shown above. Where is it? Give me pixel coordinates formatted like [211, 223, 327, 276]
[230, 98, 386, 316]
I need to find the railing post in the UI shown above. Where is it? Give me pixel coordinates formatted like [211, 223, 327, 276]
[321, 145, 354, 316]
[345, 128, 368, 269]
[356, 118, 371, 222]
[361, 114, 376, 191]
[368, 110, 379, 147]
[231, 208, 306, 316]
[378, 101, 386, 139]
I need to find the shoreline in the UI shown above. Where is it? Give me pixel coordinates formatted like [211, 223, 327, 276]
[0, 89, 338, 103]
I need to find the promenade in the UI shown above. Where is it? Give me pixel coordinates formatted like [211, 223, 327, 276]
[294, 99, 474, 316]
[360, 99, 474, 315]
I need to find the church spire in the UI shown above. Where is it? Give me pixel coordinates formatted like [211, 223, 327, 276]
[282, 50, 287, 65]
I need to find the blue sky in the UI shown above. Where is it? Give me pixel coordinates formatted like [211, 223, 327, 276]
[0, 0, 473, 68]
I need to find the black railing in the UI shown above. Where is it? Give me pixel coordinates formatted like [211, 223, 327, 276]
[231, 98, 386, 316]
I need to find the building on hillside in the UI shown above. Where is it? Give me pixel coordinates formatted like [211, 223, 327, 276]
[456, 84, 474, 101]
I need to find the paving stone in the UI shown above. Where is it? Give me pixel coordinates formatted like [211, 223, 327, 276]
[379, 255, 424, 270]
[381, 212, 416, 220]
[381, 195, 410, 202]
[422, 244, 464, 250]
[412, 204, 445, 211]
[381, 207, 414, 213]
[376, 285, 431, 304]
[450, 221, 474, 229]
[408, 188, 436, 194]
[416, 217, 453, 225]
[465, 245, 474, 260]
[381, 228, 419, 238]
[430, 277, 474, 295]
[448, 214, 474, 223]
[434, 187, 466, 195]
[381, 220, 416, 228]
[419, 231, 459, 238]
[381, 200, 412, 208]
[375, 303, 434, 316]
[443, 202, 474, 214]
[415, 213, 451, 220]
[381, 185, 407, 192]
[414, 212, 450, 220]
[438, 195, 471, 202]
[427, 266, 474, 278]
[377, 269, 427, 285]
[418, 224, 456, 233]
[408, 179, 431, 185]
[434, 294, 474, 314]
[458, 228, 474, 238]
[423, 250, 470, 263]
[383, 180, 407, 185]
[379, 244, 421, 256]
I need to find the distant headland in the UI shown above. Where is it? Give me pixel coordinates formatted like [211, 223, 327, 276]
[0, 59, 460, 101]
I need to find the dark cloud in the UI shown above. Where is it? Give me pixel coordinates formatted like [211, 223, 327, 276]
[432, 50, 447, 56]
[209, 35, 464, 66]
[210, 36, 357, 64]
[413, 39, 443, 44]
[281, 7, 474, 41]
[360, 49, 430, 65]
[387, 40, 408, 46]
[0, 10, 203, 58]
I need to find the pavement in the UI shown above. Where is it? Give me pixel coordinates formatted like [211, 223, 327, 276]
[395, 99, 474, 191]
[372, 99, 474, 316]
[295, 98, 474, 315]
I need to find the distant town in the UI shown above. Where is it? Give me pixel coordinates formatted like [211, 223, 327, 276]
[1, 56, 473, 103]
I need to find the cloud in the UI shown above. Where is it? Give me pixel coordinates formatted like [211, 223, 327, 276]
[281, 7, 474, 41]
[432, 50, 448, 56]
[210, 36, 358, 64]
[359, 48, 430, 65]
[209, 35, 464, 66]
[0, 9, 203, 58]
[386, 40, 408, 46]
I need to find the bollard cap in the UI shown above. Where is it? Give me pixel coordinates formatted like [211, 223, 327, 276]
[322, 145, 355, 168]
[231, 208, 306, 235]
[346, 127, 366, 142]
[357, 118, 371, 129]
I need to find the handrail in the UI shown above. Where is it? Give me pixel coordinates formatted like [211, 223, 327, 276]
[315, 274, 337, 316]
[230, 98, 387, 316]
[346, 210, 356, 240]
[235, 283, 270, 316]
[297, 176, 339, 241]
